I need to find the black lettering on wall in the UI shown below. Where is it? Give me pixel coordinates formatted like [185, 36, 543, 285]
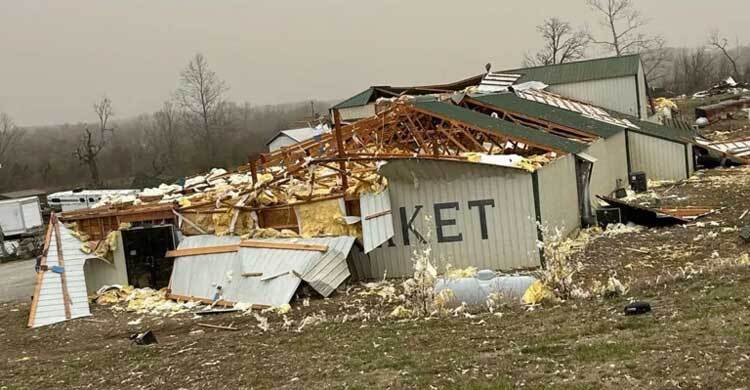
[468, 199, 495, 240]
[434, 202, 462, 243]
[399, 205, 425, 246]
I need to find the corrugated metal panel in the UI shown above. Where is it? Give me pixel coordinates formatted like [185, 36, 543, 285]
[360, 190, 394, 253]
[478, 73, 522, 92]
[358, 159, 541, 279]
[586, 133, 629, 199]
[637, 62, 648, 119]
[30, 223, 92, 327]
[472, 93, 624, 139]
[696, 138, 750, 159]
[628, 131, 688, 181]
[338, 103, 376, 121]
[169, 236, 355, 306]
[515, 88, 640, 129]
[537, 154, 579, 238]
[546, 76, 640, 119]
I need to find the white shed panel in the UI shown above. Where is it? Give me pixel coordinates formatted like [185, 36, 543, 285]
[338, 103, 376, 121]
[169, 236, 355, 307]
[29, 220, 93, 328]
[360, 189, 395, 253]
[359, 159, 541, 279]
[585, 133, 629, 199]
[536, 154, 580, 238]
[627, 131, 689, 181]
[549, 76, 640, 119]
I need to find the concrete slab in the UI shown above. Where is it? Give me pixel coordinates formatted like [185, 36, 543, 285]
[0, 258, 36, 303]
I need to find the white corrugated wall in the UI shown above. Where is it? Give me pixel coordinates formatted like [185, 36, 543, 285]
[628, 131, 688, 181]
[536, 154, 580, 238]
[338, 103, 376, 121]
[83, 232, 129, 294]
[549, 76, 639, 118]
[586, 133, 629, 199]
[358, 160, 541, 279]
[31, 224, 92, 327]
[637, 62, 649, 119]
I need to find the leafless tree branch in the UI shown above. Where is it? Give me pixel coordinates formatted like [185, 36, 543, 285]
[73, 96, 114, 187]
[524, 17, 591, 67]
[708, 29, 741, 78]
[0, 112, 24, 168]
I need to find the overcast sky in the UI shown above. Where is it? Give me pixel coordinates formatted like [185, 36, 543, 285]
[1, 0, 748, 126]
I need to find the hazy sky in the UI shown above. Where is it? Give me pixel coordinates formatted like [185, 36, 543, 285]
[1, 0, 748, 126]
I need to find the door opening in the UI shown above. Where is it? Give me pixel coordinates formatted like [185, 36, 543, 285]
[574, 156, 595, 227]
[121, 225, 176, 289]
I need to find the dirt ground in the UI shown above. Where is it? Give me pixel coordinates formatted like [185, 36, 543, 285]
[3, 167, 750, 389]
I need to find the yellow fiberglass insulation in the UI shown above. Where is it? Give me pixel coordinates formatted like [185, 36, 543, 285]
[295, 198, 361, 238]
[212, 210, 233, 236]
[181, 212, 215, 235]
[233, 211, 256, 236]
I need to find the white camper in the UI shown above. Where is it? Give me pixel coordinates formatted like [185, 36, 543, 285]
[47, 189, 139, 212]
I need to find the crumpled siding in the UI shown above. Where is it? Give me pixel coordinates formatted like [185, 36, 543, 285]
[169, 236, 355, 307]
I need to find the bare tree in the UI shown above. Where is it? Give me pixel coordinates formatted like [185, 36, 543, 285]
[586, 0, 666, 82]
[708, 30, 741, 79]
[176, 53, 228, 166]
[524, 18, 590, 67]
[0, 112, 24, 169]
[74, 97, 114, 187]
[149, 99, 181, 172]
[672, 47, 715, 95]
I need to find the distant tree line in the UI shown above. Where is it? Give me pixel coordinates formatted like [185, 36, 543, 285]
[523, 0, 749, 95]
[0, 53, 332, 192]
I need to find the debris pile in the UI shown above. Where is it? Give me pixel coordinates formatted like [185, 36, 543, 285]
[95, 285, 202, 316]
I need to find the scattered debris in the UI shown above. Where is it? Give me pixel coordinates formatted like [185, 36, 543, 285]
[197, 323, 239, 331]
[624, 301, 652, 316]
[130, 330, 158, 345]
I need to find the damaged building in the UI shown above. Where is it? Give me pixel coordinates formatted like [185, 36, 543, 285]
[27, 54, 715, 327]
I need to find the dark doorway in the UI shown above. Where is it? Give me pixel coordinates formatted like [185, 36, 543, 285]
[121, 225, 176, 289]
[574, 156, 595, 227]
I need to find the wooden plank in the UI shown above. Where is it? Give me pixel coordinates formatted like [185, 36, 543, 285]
[27, 217, 55, 328]
[239, 240, 328, 252]
[197, 323, 239, 331]
[241, 272, 263, 277]
[52, 216, 72, 320]
[364, 209, 392, 221]
[164, 244, 239, 258]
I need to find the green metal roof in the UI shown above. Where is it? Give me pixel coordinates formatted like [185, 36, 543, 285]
[413, 100, 587, 154]
[502, 54, 641, 85]
[333, 74, 485, 110]
[613, 112, 692, 144]
[471, 93, 623, 139]
[332, 87, 375, 109]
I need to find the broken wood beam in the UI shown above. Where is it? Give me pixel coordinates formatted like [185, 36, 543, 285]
[364, 210, 392, 221]
[164, 244, 240, 258]
[241, 272, 263, 277]
[239, 240, 328, 252]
